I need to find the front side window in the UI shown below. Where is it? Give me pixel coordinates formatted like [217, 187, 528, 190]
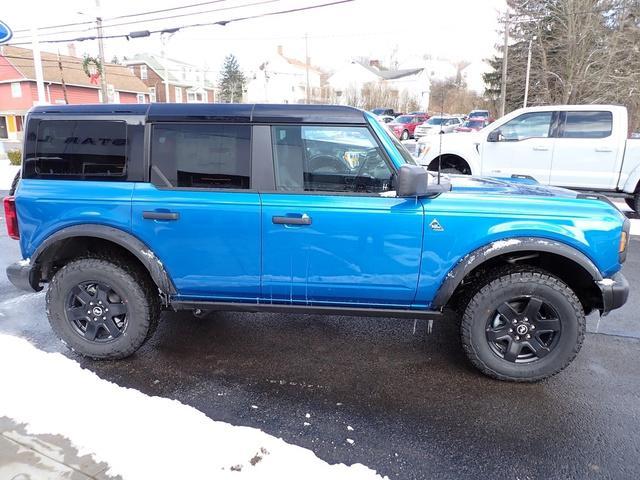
[24, 120, 126, 179]
[394, 116, 412, 124]
[561, 111, 612, 139]
[151, 123, 250, 189]
[498, 112, 553, 141]
[271, 125, 394, 194]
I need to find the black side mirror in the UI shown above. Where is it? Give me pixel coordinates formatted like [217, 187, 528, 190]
[487, 129, 502, 142]
[397, 165, 451, 197]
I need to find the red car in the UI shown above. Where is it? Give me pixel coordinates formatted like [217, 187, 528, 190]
[387, 114, 430, 140]
[454, 117, 491, 133]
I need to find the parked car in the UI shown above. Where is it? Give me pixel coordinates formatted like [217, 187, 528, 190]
[371, 107, 396, 117]
[416, 105, 640, 211]
[454, 117, 491, 133]
[388, 114, 429, 140]
[408, 111, 430, 117]
[414, 116, 464, 139]
[376, 114, 395, 124]
[467, 109, 494, 122]
[4, 103, 629, 382]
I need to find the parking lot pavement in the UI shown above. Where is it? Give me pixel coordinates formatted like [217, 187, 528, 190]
[0, 217, 638, 478]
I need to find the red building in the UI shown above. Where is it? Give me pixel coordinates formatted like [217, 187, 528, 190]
[0, 45, 150, 140]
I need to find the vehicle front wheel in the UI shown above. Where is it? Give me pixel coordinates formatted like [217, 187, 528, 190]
[625, 194, 639, 213]
[400, 130, 409, 141]
[460, 267, 585, 382]
[46, 257, 160, 359]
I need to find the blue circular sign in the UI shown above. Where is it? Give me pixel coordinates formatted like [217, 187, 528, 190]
[0, 20, 13, 44]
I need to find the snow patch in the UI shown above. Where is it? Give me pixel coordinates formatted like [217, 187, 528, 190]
[0, 334, 385, 480]
[598, 278, 616, 287]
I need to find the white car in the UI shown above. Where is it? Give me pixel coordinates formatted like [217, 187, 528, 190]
[416, 104, 640, 211]
[413, 116, 464, 139]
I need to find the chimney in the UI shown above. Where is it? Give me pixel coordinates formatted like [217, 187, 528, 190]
[67, 43, 77, 58]
[369, 59, 380, 69]
[277, 45, 283, 56]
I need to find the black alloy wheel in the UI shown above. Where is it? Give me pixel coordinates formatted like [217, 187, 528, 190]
[65, 281, 128, 343]
[485, 296, 562, 363]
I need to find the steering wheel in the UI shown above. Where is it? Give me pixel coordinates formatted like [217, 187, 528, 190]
[308, 154, 351, 174]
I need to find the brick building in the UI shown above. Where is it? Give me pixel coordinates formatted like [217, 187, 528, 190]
[0, 45, 150, 141]
[124, 53, 216, 104]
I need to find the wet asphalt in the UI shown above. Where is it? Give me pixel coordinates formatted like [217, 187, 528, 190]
[0, 207, 639, 479]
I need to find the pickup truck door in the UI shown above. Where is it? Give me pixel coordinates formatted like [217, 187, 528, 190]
[261, 124, 424, 307]
[480, 111, 556, 184]
[549, 110, 621, 189]
[131, 122, 261, 300]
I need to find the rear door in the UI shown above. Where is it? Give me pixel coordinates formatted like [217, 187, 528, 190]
[260, 124, 424, 307]
[480, 111, 555, 183]
[549, 110, 620, 189]
[131, 122, 261, 301]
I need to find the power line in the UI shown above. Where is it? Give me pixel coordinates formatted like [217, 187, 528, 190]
[10, 0, 285, 42]
[5, 0, 355, 46]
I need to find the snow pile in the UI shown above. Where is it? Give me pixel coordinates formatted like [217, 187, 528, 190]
[0, 334, 385, 480]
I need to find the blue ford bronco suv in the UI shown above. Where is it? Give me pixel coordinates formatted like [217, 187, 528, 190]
[4, 103, 630, 382]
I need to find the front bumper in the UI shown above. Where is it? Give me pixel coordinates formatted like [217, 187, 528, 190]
[597, 272, 629, 315]
[6, 261, 41, 292]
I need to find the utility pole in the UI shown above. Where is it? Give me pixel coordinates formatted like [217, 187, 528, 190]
[57, 50, 69, 104]
[523, 38, 533, 108]
[499, 10, 509, 117]
[305, 33, 310, 103]
[30, 26, 46, 104]
[95, 0, 109, 103]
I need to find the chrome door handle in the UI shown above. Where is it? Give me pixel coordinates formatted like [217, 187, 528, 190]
[533, 145, 549, 151]
[595, 147, 613, 152]
[272, 214, 312, 225]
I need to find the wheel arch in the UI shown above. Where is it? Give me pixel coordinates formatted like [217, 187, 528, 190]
[31, 225, 176, 300]
[432, 237, 604, 314]
[427, 154, 472, 175]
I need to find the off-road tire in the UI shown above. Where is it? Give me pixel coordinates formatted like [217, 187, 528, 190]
[441, 167, 463, 175]
[624, 194, 639, 213]
[46, 257, 160, 359]
[460, 266, 585, 382]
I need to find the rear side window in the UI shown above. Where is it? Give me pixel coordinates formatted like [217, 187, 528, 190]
[561, 111, 612, 139]
[24, 120, 127, 179]
[151, 123, 250, 189]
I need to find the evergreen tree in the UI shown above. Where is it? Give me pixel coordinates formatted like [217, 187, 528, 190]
[218, 54, 246, 103]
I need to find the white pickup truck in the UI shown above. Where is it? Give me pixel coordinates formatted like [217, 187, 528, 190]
[416, 105, 640, 211]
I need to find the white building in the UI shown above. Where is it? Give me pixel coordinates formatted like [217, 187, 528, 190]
[246, 46, 323, 104]
[327, 59, 430, 110]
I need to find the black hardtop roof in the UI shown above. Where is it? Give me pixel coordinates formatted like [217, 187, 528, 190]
[29, 103, 368, 124]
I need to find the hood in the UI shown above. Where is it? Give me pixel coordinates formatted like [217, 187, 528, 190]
[447, 175, 578, 197]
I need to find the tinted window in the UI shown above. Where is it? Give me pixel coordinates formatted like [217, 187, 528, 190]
[24, 120, 126, 179]
[561, 111, 612, 138]
[499, 112, 552, 141]
[151, 124, 250, 189]
[271, 125, 394, 194]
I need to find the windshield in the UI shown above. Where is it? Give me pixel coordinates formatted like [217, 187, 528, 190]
[426, 117, 446, 125]
[469, 111, 489, 118]
[394, 115, 412, 124]
[464, 120, 485, 128]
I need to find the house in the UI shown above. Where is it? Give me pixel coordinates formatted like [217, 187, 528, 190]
[327, 59, 430, 110]
[0, 45, 150, 141]
[124, 54, 216, 104]
[246, 46, 324, 104]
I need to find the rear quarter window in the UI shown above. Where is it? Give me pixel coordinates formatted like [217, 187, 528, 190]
[23, 120, 129, 180]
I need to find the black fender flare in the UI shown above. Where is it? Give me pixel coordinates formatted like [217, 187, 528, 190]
[31, 224, 176, 296]
[431, 236, 602, 309]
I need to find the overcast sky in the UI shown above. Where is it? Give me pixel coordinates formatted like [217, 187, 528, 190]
[4, 0, 506, 77]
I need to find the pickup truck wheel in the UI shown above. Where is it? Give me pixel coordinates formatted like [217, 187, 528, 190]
[400, 130, 409, 141]
[624, 194, 639, 213]
[460, 267, 585, 382]
[46, 257, 160, 360]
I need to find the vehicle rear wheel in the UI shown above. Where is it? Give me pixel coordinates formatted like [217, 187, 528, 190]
[400, 130, 409, 141]
[46, 257, 160, 359]
[460, 266, 585, 382]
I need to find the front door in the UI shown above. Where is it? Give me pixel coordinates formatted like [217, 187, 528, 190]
[261, 124, 424, 307]
[131, 122, 261, 301]
[480, 111, 555, 184]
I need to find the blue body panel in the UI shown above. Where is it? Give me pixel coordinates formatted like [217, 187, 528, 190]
[130, 183, 261, 300]
[16, 179, 134, 258]
[261, 193, 424, 307]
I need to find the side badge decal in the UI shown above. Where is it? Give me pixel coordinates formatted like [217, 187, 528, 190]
[430, 218, 444, 232]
